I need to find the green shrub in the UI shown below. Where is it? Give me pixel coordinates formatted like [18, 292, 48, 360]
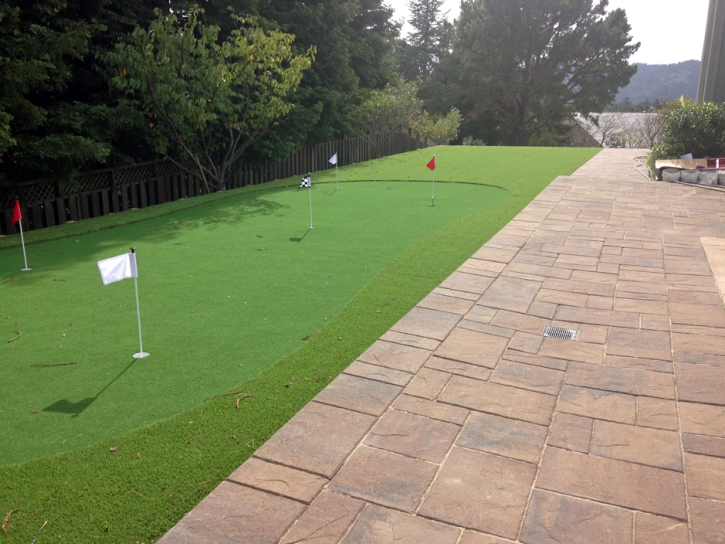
[650, 100, 725, 163]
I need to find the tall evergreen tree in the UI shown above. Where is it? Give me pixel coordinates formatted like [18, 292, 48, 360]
[396, 0, 453, 81]
[447, 0, 639, 146]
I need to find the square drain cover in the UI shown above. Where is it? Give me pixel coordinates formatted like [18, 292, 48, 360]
[542, 326, 579, 341]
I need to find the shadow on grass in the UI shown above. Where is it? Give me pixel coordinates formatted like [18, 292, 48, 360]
[43, 357, 139, 417]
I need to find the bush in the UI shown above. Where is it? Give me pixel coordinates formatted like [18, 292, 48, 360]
[650, 100, 725, 163]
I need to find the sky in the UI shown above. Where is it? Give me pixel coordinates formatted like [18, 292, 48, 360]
[387, 0, 711, 65]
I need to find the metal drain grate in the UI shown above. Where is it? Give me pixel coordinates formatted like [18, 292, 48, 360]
[542, 326, 579, 341]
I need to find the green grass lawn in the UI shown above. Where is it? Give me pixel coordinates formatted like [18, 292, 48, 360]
[0, 146, 598, 542]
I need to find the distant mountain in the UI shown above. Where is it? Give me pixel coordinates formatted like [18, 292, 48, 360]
[615, 60, 701, 104]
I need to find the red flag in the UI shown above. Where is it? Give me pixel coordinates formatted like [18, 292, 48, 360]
[11, 200, 22, 226]
[426, 157, 436, 170]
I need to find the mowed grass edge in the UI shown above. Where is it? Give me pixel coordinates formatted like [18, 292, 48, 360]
[0, 147, 599, 542]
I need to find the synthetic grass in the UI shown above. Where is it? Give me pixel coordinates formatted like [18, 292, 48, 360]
[0, 146, 598, 542]
[1, 181, 506, 464]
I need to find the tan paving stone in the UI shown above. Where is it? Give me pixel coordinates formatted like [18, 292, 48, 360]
[501, 350, 569, 371]
[605, 355, 673, 373]
[641, 312, 671, 332]
[417, 293, 476, 315]
[314, 374, 402, 416]
[614, 297, 669, 314]
[490, 310, 550, 335]
[478, 276, 542, 313]
[535, 288, 588, 307]
[418, 447, 536, 540]
[668, 289, 723, 305]
[539, 337, 605, 364]
[391, 307, 461, 341]
[439, 375, 556, 426]
[670, 302, 725, 328]
[690, 497, 725, 544]
[472, 246, 519, 263]
[520, 489, 633, 544]
[459, 258, 507, 277]
[666, 273, 719, 291]
[680, 402, 725, 438]
[228, 458, 328, 503]
[617, 280, 668, 295]
[328, 445, 437, 513]
[465, 305, 499, 324]
[572, 270, 619, 284]
[439, 271, 495, 295]
[365, 409, 460, 463]
[685, 453, 725, 501]
[489, 359, 564, 396]
[379, 330, 440, 351]
[619, 268, 665, 283]
[340, 504, 461, 544]
[672, 332, 725, 361]
[558, 385, 637, 424]
[634, 513, 689, 544]
[543, 278, 616, 296]
[548, 412, 593, 453]
[457, 412, 548, 464]
[684, 433, 725, 458]
[677, 362, 725, 405]
[392, 394, 469, 425]
[665, 257, 713, 276]
[344, 360, 413, 387]
[504, 261, 573, 280]
[637, 397, 679, 431]
[565, 362, 676, 399]
[254, 402, 376, 478]
[280, 490, 364, 544]
[358, 340, 432, 373]
[586, 295, 614, 309]
[607, 328, 673, 361]
[425, 356, 492, 381]
[403, 367, 451, 400]
[434, 328, 509, 368]
[536, 447, 687, 520]
[158, 482, 305, 544]
[554, 305, 640, 327]
[458, 320, 516, 337]
[507, 331, 544, 354]
[590, 420, 683, 471]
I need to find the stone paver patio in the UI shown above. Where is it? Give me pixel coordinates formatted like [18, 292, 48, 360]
[160, 149, 725, 543]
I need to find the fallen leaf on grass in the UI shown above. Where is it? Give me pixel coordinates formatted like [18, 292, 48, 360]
[2, 508, 19, 534]
[3, 276, 13, 283]
[110, 446, 117, 452]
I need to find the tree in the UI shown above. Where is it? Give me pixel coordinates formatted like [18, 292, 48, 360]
[106, 8, 314, 192]
[396, 0, 454, 81]
[354, 79, 422, 155]
[452, 0, 639, 145]
[411, 108, 462, 144]
[0, 0, 111, 186]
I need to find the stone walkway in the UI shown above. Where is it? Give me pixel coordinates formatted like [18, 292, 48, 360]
[160, 148, 725, 543]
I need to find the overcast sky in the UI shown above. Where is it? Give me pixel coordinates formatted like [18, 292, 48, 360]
[387, 0, 711, 65]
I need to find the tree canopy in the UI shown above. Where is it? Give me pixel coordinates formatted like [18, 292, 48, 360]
[107, 8, 314, 192]
[423, 0, 639, 145]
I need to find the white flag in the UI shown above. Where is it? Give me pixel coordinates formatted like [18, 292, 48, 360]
[98, 253, 138, 285]
[329, 153, 338, 165]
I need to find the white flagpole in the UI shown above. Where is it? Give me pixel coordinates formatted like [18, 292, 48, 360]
[335, 152, 339, 191]
[18, 218, 31, 271]
[308, 175, 314, 229]
[431, 170, 435, 206]
[131, 248, 149, 359]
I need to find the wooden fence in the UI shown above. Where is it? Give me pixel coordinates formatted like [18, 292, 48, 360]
[0, 131, 425, 235]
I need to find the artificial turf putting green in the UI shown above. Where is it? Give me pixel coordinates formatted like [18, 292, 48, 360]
[0, 146, 598, 542]
[1, 180, 507, 464]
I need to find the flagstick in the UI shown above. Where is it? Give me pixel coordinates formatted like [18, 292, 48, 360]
[131, 249, 149, 359]
[336, 162, 339, 192]
[431, 170, 435, 207]
[308, 185, 314, 229]
[18, 219, 31, 271]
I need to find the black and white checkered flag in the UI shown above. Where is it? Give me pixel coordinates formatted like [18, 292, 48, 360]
[298, 174, 311, 190]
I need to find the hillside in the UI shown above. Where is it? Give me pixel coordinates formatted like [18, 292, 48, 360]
[616, 60, 700, 104]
